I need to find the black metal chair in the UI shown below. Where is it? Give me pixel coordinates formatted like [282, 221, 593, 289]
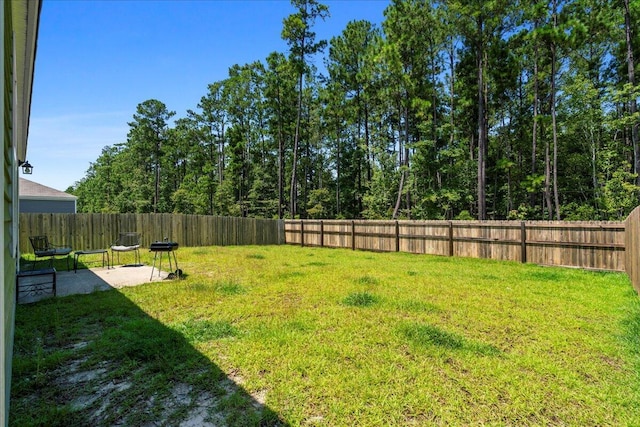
[29, 235, 72, 271]
[110, 232, 141, 266]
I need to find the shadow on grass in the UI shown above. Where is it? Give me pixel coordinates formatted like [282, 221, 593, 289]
[10, 288, 287, 426]
[20, 254, 73, 273]
[398, 323, 501, 356]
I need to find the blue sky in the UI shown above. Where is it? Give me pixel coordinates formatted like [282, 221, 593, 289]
[27, 0, 390, 191]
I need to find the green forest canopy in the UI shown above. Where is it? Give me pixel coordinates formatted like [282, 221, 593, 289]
[70, 0, 640, 221]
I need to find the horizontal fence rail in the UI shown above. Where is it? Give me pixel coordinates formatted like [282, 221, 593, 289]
[284, 219, 626, 272]
[20, 213, 285, 253]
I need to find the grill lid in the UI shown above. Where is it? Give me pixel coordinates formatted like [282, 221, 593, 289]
[150, 241, 179, 251]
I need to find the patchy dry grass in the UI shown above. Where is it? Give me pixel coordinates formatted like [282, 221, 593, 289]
[11, 245, 640, 425]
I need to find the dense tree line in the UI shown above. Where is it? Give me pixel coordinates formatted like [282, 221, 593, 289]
[71, 0, 640, 221]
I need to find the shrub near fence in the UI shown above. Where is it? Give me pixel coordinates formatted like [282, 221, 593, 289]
[19, 213, 285, 254]
[284, 219, 626, 272]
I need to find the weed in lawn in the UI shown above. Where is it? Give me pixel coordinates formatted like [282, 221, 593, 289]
[31, 335, 44, 378]
[304, 261, 328, 267]
[342, 291, 379, 307]
[250, 318, 315, 347]
[398, 323, 501, 356]
[355, 275, 379, 286]
[400, 323, 465, 349]
[276, 271, 305, 281]
[214, 281, 246, 295]
[394, 299, 441, 314]
[172, 319, 237, 343]
[191, 248, 213, 256]
[525, 269, 563, 281]
[186, 281, 214, 293]
[247, 253, 266, 260]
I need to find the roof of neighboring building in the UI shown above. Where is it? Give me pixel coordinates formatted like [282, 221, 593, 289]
[19, 178, 77, 201]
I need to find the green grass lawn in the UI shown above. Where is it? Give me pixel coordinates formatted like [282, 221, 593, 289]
[10, 245, 640, 426]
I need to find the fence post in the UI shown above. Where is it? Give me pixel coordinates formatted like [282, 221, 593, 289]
[320, 220, 324, 247]
[448, 221, 454, 257]
[395, 221, 400, 252]
[521, 221, 527, 263]
[351, 220, 356, 251]
[300, 220, 304, 247]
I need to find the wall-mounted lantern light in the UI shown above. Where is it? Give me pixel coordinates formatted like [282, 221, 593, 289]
[19, 160, 33, 175]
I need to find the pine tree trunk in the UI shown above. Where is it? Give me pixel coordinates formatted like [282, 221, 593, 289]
[551, 0, 560, 220]
[364, 102, 371, 183]
[448, 39, 455, 217]
[624, 0, 639, 185]
[531, 20, 539, 208]
[544, 115, 552, 218]
[392, 104, 406, 220]
[477, 16, 487, 221]
[290, 72, 303, 217]
[277, 87, 284, 219]
[336, 117, 341, 216]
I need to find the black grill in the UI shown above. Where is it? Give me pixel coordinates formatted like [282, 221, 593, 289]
[150, 241, 180, 280]
[150, 241, 179, 252]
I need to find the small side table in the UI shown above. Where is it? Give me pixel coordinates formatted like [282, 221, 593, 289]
[16, 268, 56, 303]
[74, 249, 110, 273]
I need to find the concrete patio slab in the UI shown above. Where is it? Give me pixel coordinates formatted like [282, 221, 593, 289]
[17, 264, 172, 304]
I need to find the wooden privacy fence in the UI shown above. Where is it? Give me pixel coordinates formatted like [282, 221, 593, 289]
[19, 213, 285, 253]
[284, 219, 626, 272]
[21, 213, 640, 291]
[625, 206, 640, 293]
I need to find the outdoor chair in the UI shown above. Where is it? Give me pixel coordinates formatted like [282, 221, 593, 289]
[29, 235, 72, 271]
[111, 232, 141, 266]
